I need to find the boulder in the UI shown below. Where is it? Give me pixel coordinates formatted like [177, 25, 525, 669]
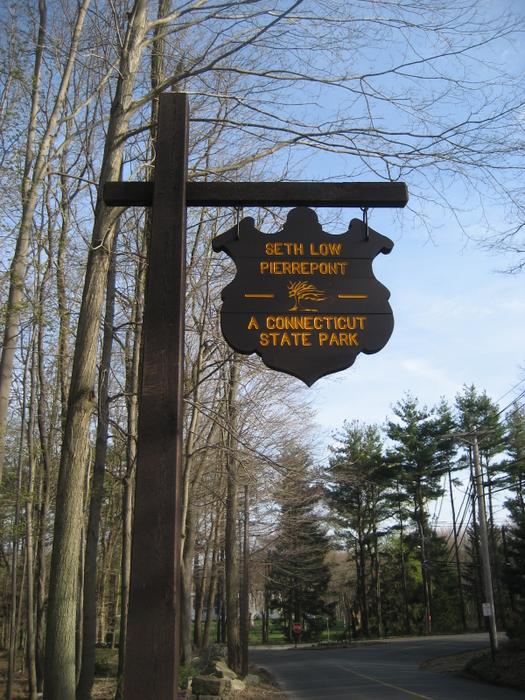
[245, 673, 261, 686]
[213, 660, 237, 680]
[231, 679, 246, 692]
[191, 676, 232, 696]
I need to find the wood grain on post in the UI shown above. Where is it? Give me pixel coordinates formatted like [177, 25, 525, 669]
[123, 93, 187, 699]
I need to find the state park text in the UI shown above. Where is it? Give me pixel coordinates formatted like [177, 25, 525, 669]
[241, 238, 368, 349]
[245, 314, 367, 348]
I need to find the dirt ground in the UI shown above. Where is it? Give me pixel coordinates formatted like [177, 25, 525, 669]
[0, 657, 284, 700]
[0, 654, 29, 699]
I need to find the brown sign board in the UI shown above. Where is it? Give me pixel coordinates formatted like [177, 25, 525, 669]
[212, 207, 394, 386]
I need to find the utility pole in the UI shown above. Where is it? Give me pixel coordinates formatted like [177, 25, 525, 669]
[472, 431, 498, 659]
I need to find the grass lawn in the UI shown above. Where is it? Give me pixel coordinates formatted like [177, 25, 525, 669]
[247, 618, 348, 645]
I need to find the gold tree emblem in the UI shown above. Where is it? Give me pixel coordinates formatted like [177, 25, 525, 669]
[287, 281, 327, 311]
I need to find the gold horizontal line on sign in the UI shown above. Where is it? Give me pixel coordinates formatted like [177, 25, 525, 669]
[244, 293, 275, 298]
[338, 294, 368, 299]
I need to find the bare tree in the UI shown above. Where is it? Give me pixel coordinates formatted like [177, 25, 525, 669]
[0, 0, 92, 484]
[0, 2, 522, 696]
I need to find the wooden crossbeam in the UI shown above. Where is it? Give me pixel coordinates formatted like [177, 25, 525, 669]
[103, 180, 408, 208]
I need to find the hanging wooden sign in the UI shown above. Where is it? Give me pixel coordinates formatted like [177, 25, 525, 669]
[212, 206, 394, 386]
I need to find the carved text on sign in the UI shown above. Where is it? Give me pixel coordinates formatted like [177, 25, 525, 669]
[212, 207, 394, 386]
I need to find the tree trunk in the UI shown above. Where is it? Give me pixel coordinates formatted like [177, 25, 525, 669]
[26, 343, 38, 700]
[180, 504, 196, 665]
[262, 572, 270, 645]
[501, 526, 515, 612]
[371, 520, 383, 637]
[193, 552, 204, 650]
[216, 559, 225, 645]
[114, 472, 134, 700]
[35, 319, 53, 692]
[415, 484, 432, 634]
[356, 505, 369, 636]
[76, 520, 86, 686]
[44, 2, 149, 696]
[201, 517, 221, 651]
[115, 234, 145, 700]
[180, 322, 214, 659]
[396, 485, 411, 635]
[240, 485, 250, 677]
[194, 522, 216, 650]
[56, 165, 73, 426]
[77, 237, 118, 700]
[7, 337, 31, 700]
[225, 357, 241, 673]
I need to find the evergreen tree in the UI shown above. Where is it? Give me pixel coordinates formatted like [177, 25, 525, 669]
[386, 395, 455, 634]
[455, 384, 506, 512]
[326, 421, 390, 636]
[502, 405, 525, 520]
[381, 529, 461, 634]
[379, 533, 422, 636]
[269, 447, 331, 641]
[423, 533, 462, 633]
[504, 513, 525, 638]
[456, 385, 505, 455]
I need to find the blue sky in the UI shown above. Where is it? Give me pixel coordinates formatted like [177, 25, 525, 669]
[299, 205, 524, 527]
[313, 205, 525, 431]
[291, 0, 525, 441]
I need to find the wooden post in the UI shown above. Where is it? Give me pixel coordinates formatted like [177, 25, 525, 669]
[123, 93, 188, 699]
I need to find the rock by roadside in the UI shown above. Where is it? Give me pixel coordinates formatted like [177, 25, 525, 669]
[186, 662, 286, 699]
[239, 666, 287, 699]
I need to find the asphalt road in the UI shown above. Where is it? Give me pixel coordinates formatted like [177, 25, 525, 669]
[250, 634, 523, 699]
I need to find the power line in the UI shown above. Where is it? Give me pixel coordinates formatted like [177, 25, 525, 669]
[493, 375, 525, 407]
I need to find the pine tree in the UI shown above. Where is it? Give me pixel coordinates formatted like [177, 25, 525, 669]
[503, 405, 525, 520]
[269, 447, 331, 641]
[327, 421, 390, 637]
[386, 395, 455, 634]
[504, 513, 525, 638]
[379, 533, 422, 636]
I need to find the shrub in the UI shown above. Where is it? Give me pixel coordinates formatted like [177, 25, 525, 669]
[506, 612, 525, 641]
[179, 663, 200, 689]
